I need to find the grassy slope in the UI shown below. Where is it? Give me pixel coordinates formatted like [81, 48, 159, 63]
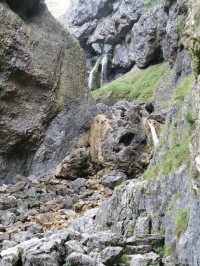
[92, 62, 169, 104]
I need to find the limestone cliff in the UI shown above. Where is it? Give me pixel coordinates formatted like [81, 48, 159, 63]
[60, 0, 187, 81]
[0, 0, 95, 184]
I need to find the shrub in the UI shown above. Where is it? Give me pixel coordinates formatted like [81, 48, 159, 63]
[185, 112, 196, 124]
[17, 247, 24, 256]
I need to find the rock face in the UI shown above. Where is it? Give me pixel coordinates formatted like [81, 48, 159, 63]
[88, 101, 153, 177]
[60, 0, 187, 79]
[0, 0, 95, 184]
[56, 101, 158, 179]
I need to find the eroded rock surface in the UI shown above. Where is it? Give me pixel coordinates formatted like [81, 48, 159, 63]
[0, 0, 96, 184]
[60, 0, 188, 79]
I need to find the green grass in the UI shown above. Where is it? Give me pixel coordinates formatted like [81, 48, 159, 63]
[169, 193, 181, 209]
[185, 112, 196, 124]
[144, 134, 190, 179]
[154, 244, 172, 258]
[173, 208, 189, 238]
[125, 220, 136, 237]
[172, 75, 195, 102]
[143, 74, 194, 180]
[92, 62, 169, 104]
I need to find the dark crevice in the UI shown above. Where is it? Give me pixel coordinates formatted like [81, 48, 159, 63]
[149, 218, 152, 234]
[5, 0, 40, 17]
[119, 132, 135, 147]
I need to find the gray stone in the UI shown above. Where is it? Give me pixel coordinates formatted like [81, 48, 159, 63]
[66, 252, 95, 266]
[0, 233, 10, 241]
[55, 148, 94, 180]
[0, 196, 17, 210]
[65, 240, 85, 256]
[102, 171, 126, 189]
[84, 231, 125, 249]
[129, 252, 160, 266]
[134, 217, 150, 235]
[1, 211, 16, 226]
[100, 246, 123, 265]
[126, 234, 164, 247]
[0, 0, 96, 184]
[2, 240, 17, 251]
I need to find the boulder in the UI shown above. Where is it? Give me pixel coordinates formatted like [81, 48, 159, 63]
[83, 231, 125, 250]
[129, 252, 160, 266]
[89, 101, 152, 177]
[55, 148, 94, 180]
[100, 246, 123, 265]
[66, 252, 95, 266]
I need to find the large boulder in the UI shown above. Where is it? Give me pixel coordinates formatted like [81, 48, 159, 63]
[0, 0, 95, 184]
[88, 101, 152, 177]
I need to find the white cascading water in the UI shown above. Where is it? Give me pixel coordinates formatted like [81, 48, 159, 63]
[101, 54, 108, 87]
[88, 66, 95, 90]
[147, 121, 159, 147]
[88, 57, 101, 90]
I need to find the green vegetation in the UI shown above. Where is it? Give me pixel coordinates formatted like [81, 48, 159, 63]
[173, 208, 189, 238]
[125, 220, 136, 237]
[185, 112, 196, 124]
[143, 74, 195, 180]
[169, 193, 181, 209]
[144, 133, 190, 179]
[172, 75, 195, 102]
[92, 62, 169, 104]
[17, 247, 24, 256]
[154, 244, 172, 258]
[63, 263, 72, 266]
[120, 254, 128, 265]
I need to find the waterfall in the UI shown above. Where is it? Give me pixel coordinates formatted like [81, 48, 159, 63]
[147, 121, 159, 147]
[101, 54, 108, 87]
[88, 57, 101, 90]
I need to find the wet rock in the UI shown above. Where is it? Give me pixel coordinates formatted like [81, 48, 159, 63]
[60, 0, 187, 80]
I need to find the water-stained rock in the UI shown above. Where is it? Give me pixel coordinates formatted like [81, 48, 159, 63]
[88, 101, 152, 177]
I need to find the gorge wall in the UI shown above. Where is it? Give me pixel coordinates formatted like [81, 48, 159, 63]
[60, 0, 188, 84]
[0, 0, 95, 184]
[0, 0, 200, 265]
